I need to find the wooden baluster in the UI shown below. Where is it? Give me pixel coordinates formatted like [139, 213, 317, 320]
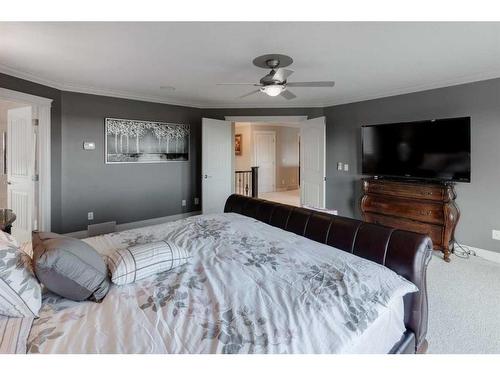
[245, 172, 249, 196]
[251, 166, 259, 198]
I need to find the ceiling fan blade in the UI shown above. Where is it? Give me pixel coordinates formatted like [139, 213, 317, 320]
[216, 83, 261, 86]
[239, 89, 261, 99]
[280, 90, 297, 100]
[287, 81, 335, 87]
[271, 68, 294, 82]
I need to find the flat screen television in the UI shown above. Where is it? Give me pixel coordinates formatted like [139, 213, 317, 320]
[361, 117, 471, 182]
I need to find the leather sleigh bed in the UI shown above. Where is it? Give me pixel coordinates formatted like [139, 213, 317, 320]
[224, 194, 433, 354]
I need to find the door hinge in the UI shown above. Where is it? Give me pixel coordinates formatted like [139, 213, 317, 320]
[323, 176, 327, 181]
[32, 119, 39, 127]
[32, 174, 39, 182]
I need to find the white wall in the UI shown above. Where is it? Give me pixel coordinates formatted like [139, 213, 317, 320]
[234, 122, 252, 171]
[234, 122, 299, 191]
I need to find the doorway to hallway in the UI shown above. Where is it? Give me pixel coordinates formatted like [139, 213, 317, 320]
[233, 118, 318, 208]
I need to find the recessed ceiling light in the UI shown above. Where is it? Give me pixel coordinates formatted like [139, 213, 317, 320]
[159, 85, 176, 91]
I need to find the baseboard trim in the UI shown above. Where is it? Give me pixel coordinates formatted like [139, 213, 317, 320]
[459, 244, 500, 264]
[64, 211, 202, 239]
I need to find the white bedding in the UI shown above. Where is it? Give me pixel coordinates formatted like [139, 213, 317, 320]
[21, 213, 416, 354]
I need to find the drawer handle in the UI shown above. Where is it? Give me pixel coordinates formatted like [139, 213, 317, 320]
[419, 210, 432, 216]
[422, 191, 433, 195]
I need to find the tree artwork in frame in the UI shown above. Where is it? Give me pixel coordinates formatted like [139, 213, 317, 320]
[235, 133, 242, 156]
[105, 118, 190, 163]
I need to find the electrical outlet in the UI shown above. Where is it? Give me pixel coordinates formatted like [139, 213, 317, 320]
[281, 179, 285, 185]
[493, 230, 500, 241]
[337, 162, 343, 171]
[181, 199, 186, 207]
[87, 212, 94, 220]
[194, 197, 199, 205]
[343, 163, 349, 172]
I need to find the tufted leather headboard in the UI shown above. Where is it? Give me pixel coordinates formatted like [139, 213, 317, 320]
[224, 194, 433, 354]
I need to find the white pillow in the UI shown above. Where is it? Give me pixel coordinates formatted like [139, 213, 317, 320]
[0, 235, 42, 318]
[0, 231, 18, 247]
[108, 241, 190, 285]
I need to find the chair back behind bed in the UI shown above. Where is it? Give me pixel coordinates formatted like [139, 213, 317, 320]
[224, 194, 432, 353]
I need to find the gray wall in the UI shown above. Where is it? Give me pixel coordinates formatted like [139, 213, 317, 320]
[0, 73, 325, 234]
[324, 78, 500, 252]
[3, 71, 500, 252]
[60, 92, 202, 233]
[0, 73, 63, 232]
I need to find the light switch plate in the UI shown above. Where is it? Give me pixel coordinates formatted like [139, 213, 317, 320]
[343, 163, 349, 171]
[337, 162, 343, 171]
[87, 212, 94, 220]
[493, 230, 500, 241]
[83, 141, 96, 150]
[194, 197, 199, 205]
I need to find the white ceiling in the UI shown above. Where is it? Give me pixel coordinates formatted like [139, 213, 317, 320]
[0, 22, 499, 108]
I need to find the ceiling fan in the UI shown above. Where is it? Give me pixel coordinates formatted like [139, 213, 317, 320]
[217, 54, 335, 100]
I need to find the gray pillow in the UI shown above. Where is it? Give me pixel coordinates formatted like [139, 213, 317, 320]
[32, 232, 110, 302]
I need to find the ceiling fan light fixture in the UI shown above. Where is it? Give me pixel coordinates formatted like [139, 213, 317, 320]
[260, 84, 285, 97]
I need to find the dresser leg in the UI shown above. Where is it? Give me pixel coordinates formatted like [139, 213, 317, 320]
[443, 249, 451, 262]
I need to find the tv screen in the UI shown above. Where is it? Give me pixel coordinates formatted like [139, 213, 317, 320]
[361, 117, 471, 182]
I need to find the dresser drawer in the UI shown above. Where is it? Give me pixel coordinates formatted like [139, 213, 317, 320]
[363, 180, 446, 202]
[363, 212, 443, 249]
[362, 195, 444, 225]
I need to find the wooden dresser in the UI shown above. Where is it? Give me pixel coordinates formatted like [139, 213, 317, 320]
[361, 178, 459, 262]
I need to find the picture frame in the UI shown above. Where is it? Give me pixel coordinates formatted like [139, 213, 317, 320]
[104, 117, 190, 164]
[235, 133, 242, 156]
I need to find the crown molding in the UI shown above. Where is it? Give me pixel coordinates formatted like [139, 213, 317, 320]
[2, 63, 500, 110]
[320, 69, 500, 109]
[0, 64, 207, 108]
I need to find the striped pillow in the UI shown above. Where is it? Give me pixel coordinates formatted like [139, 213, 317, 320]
[0, 237, 42, 318]
[0, 316, 34, 354]
[108, 241, 190, 285]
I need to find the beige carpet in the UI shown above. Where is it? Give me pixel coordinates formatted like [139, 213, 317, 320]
[259, 189, 300, 207]
[426, 251, 500, 353]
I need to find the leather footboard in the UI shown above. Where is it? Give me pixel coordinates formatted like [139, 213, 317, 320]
[224, 194, 433, 353]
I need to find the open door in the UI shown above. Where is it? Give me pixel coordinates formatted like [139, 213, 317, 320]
[7, 106, 35, 243]
[300, 116, 326, 208]
[202, 118, 233, 214]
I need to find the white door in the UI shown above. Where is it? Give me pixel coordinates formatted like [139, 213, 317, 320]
[7, 106, 35, 243]
[300, 116, 326, 208]
[202, 118, 233, 214]
[253, 131, 276, 194]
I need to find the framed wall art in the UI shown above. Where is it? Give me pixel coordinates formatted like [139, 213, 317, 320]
[105, 118, 190, 164]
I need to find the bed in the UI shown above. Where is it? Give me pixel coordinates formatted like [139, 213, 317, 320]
[3, 195, 432, 354]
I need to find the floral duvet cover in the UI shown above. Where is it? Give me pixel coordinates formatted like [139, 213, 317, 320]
[24, 213, 416, 354]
